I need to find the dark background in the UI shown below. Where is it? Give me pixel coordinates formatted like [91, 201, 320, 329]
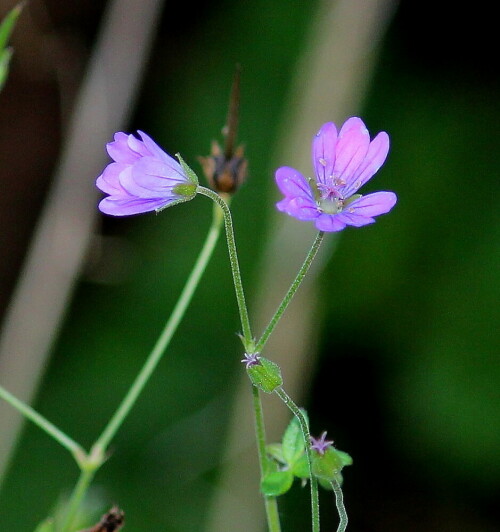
[0, 0, 498, 530]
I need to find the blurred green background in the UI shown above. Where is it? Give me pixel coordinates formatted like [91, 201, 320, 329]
[0, 0, 498, 530]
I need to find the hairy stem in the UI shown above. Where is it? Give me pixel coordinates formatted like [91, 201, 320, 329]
[256, 231, 324, 353]
[275, 387, 320, 532]
[331, 478, 348, 532]
[196, 186, 253, 349]
[252, 385, 282, 532]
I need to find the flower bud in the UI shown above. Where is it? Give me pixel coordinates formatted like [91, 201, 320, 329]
[245, 356, 283, 393]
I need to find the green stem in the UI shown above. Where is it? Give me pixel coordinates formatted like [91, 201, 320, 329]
[275, 387, 320, 532]
[330, 478, 348, 532]
[0, 385, 86, 466]
[60, 467, 96, 532]
[196, 186, 253, 349]
[252, 385, 282, 532]
[255, 231, 324, 353]
[94, 202, 224, 453]
[197, 187, 281, 531]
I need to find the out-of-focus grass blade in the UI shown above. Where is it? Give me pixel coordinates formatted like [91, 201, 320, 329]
[0, 2, 24, 91]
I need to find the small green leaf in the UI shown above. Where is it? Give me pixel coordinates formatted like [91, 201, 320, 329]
[291, 453, 309, 479]
[282, 415, 306, 465]
[266, 443, 285, 464]
[263, 453, 280, 475]
[33, 518, 55, 532]
[261, 469, 294, 497]
[246, 356, 283, 393]
[336, 450, 353, 467]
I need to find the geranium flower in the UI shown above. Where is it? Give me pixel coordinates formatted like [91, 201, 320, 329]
[96, 131, 197, 216]
[275, 117, 397, 232]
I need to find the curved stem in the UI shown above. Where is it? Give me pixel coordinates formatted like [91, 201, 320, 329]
[275, 387, 320, 532]
[255, 231, 324, 353]
[0, 385, 86, 465]
[93, 203, 224, 453]
[196, 186, 253, 348]
[330, 478, 348, 532]
[252, 385, 282, 532]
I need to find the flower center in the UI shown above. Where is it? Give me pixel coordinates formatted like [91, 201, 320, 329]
[316, 177, 345, 214]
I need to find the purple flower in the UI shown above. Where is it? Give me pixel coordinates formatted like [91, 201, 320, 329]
[310, 431, 334, 455]
[275, 117, 397, 232]
[241, 352, 261, 368]
[96, 131, 197, 216]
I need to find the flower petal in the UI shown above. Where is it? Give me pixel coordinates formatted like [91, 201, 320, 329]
[137, 130, 179, 164]
[106, 133, 143, 164]
[314, 213, 347, 232]
[118, 166, 169, 199]
[346, 191, 397, 217]
[312, 122, 337, 186]
[333, 117, 370, 187]
[278, 195, 319, 220]
[98, 196, 171, 216]
[96, 162, 129, 194]
[342, 131, 390, 197]
[335, 211, 376, 227]
[131, 156, 188, 191]
[275, 166, 312, 199]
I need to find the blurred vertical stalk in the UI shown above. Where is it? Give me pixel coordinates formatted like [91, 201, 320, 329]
[0, 0, 165, 485]
[206, 1, 398, 531]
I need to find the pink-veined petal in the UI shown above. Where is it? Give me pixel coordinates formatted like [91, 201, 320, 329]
[347, 191, 397, 217]
[314, 213, 347, 232]
[282, 195, 319, 220]
[131, 157, 188, 191]
[106, 133, 142, 164]
[137, 130, 178, 163]
[333, 117, 370, 188]
[312, 122, 337, 186]
[98, 196, 171, 216]
[342, 131, 390, 197]
[96, 162, 130, 194]
[275, 166, 313, 199]
[335, 211, 376, 227]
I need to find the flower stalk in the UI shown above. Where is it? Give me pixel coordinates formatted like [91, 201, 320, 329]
[275, 387, 320, 532]
[255, 231, 324, 353]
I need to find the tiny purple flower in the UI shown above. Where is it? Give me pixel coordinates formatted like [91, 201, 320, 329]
[275, 117, 397, 232]
[96, 131, 197, 216]
[310, 431, 334, 456]
[241, 352, 261, 369]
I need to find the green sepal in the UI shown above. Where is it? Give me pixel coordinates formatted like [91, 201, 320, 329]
[266, 443, 285, 464]
[176, 153, 199, 185]
[246, 356, 283, 393]
[291, 453, 309, 479]
[260, 469, 294, 497]
[33, 518, 55, 532]
[312, 447, 350, 481]
[155, 195, 195, 213]
[173, 182, 197, 198]
[282, 415, 306, 465]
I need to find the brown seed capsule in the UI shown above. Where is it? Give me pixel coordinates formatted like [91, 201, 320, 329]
[198, 65, 248, 194]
